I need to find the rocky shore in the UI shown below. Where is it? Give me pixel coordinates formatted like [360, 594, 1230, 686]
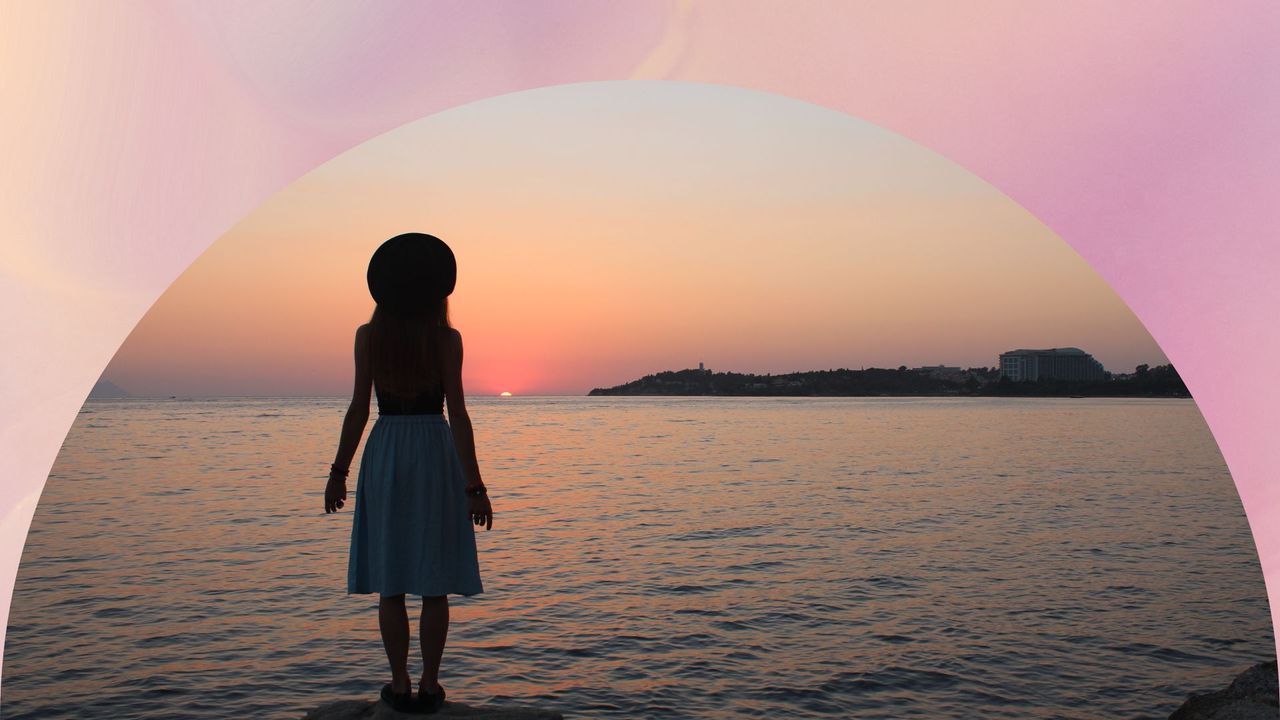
[1169, 660, 1278, 719]
[305, 660, 1277, 719]
[303, 698, 563, 720]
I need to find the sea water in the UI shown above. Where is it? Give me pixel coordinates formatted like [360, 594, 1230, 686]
[3, 396, 1272, 718]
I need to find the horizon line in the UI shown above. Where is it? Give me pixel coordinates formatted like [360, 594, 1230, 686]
[94, 359, 1175, 400]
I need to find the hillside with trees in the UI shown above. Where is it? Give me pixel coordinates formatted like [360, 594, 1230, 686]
[587, 364, 1189, 398]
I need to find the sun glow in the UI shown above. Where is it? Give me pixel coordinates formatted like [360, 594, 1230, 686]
[499, 391, 512, 397]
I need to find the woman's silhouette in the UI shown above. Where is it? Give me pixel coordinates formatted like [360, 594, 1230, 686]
[325, 233, 493, 714]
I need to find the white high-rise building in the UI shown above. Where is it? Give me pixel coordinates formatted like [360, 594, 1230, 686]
[998, 347, 1105, 382]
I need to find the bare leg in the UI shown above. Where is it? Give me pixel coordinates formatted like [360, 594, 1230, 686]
[378, 594, 411, 694]
[419, 594, 449, 693]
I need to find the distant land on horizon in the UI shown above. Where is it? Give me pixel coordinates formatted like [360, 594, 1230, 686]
[87, 378, 130, 399]
[588, 365, 1191, 398]
[87, 363, 1191, 401]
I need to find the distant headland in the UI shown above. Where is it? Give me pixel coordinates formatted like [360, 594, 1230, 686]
[587, 358, 1190, 398]
[87, 378, 131, 399]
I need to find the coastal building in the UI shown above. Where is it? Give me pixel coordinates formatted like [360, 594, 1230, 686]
[998, 347, 1105, 382]
[916, 365, 964, 381]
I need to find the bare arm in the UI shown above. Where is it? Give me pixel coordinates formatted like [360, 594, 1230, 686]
[440, 328, 492, 530]
[326, 324, 373, 513]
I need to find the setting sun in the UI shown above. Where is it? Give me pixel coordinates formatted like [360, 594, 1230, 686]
[499, 391, 512, 397]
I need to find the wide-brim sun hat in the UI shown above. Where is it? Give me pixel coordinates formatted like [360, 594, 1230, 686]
[367, 233, 456, 315]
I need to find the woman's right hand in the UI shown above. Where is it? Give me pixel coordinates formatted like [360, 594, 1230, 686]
[468, 491, 493, 531]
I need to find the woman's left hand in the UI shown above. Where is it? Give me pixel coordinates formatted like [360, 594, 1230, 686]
[325, 474, 347, 513]
[468, 493, 493, 531]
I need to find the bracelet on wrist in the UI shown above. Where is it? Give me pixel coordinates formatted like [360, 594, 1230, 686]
[330, 463, 349, 478]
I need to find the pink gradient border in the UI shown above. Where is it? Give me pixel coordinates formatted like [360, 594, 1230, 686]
[3, 1, 1278, 692]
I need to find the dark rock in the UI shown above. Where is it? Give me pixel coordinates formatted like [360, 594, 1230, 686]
[303, 698, 564, 720]
[1169, 660, 1278, 720]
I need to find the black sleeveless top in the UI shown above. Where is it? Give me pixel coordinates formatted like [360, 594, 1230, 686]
[375, 382, 444, 415]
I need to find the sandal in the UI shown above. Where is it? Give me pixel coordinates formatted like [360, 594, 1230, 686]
[416, 681, 446, 714]
[380, 682, 418, 714]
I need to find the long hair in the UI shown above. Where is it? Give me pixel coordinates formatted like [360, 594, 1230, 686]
[368, 297, 452, 394]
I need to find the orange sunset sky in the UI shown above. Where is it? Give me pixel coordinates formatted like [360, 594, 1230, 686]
[102, 81, 1165, 397]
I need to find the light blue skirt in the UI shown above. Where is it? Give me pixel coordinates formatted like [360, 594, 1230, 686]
[347, 414, 484, 597]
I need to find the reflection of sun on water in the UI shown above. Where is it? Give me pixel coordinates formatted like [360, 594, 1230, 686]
[499, 391, 512, 397]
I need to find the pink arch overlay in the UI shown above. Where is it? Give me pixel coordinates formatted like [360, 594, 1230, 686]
[2, 2, 1278, 689]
